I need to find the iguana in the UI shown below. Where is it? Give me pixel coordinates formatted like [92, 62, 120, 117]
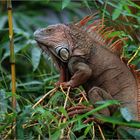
[34, 14, 140, 121]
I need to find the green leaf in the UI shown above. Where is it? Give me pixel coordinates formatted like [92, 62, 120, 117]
[117, 127, 135, 139]
[105, 31, 125, 38]
[127, 0, 140, 10]
[124, 5, 131, 14]
[73, 123, 88, 132]
[16, 118, 25, 140]
[0, 16, 7, 29]
[17, 80, 43, 87]
[59, 107, 68, 118]
[62, 0, 71, 9]
[120, 107, 133, 122]
[51, 129, 61, 140]
[112, 6, 123, 20]
[44, 110, 59, 124]
[2, 42, 28, 61]
[126, 128, 140, 139]
[31, 46, 41, 71]
[34, 126, 43, 136]
[94, 114, 140, 128]
[35, 106, 46, 114]
[0, 89, 7, 114]
[83, 0, 91, 11]
[84, 124, 92, 136]
[48, 92, 65, 107]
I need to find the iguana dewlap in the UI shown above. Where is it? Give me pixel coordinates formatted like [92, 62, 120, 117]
[34, 16, 140, 121]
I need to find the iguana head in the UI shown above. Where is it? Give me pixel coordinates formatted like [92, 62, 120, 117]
[34, 24, 72, 64]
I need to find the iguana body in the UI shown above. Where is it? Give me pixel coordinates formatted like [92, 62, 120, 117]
[34, 15, 140, 121]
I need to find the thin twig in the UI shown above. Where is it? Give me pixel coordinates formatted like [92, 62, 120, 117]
[79, 97, 84, 103]
[76, 88, 88, 102]
[64, 87, 70, 108]
[59, 87, 70, 139]
[127, 45, 140, 65]
[92, 125, 95, 140]
[4, 125, 16, 140]
[60, 85, 73, 105]
[23, 123, 39, 129]
[97, 124, 106, 140]
[32, 88, 57, 109]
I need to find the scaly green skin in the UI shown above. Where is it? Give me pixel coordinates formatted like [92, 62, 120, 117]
[34, 23, 139, 120]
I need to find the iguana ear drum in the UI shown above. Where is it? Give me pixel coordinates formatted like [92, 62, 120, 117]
[55, 46, 69, 62]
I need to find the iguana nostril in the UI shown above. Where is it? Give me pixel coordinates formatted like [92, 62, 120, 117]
[34, 28, 46, 38]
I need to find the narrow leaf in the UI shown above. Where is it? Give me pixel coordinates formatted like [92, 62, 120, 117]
[120, 107, 133, 122]
[31, 47, 41, 71]
[62, 0, 71, 9]
[94, 114, 140, 128]
[83, 0, 91, 12]
[51, 130, 61, 140]
[112, 8, 122, 20]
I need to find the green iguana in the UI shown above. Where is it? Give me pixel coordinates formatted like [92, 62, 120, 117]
[34, 14, 140, 121]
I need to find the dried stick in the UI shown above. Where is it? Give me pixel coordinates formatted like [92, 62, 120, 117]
[32, 88, 57, 109]
[92, 125, 95, 140]
[59, 86, 70, 139]
[128, 45, 140, 65]
[4, 124, 16, 140]
[97, 124, 106, 140]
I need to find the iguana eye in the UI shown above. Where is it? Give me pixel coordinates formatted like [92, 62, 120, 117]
[48, 29, 52, 32]
[46, 28, 53, 33]
[55, 46, 69, 62]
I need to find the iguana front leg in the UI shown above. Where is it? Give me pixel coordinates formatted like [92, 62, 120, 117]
[60, 57, 92, 88]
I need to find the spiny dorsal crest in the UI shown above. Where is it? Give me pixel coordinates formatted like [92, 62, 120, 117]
[74, 13, 127, 55]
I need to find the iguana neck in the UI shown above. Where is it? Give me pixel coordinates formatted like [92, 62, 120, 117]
[69, 24, 93, 56]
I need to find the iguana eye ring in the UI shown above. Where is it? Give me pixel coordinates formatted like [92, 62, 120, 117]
[55, 46, 69, 62]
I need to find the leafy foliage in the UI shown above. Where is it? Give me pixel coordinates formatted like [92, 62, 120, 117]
[0, 0, 140, 139]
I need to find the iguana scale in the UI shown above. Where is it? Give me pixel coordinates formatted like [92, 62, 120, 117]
[34, 14, 140, 121]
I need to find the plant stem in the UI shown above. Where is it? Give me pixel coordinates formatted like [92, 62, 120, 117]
[7, 0, 16, 110]
[7, 0, 16, 139]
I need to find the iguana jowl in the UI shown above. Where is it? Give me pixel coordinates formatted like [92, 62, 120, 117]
[34, 15, 140, 121]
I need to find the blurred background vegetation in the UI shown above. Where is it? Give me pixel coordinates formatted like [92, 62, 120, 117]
[0, 0, 140, 139]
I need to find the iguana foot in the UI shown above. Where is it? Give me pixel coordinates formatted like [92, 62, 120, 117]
[88, 87, 116, 116]
[67, 104, 93, 117]
[55, 81, 71, 89]
[67, 104, 102, 124]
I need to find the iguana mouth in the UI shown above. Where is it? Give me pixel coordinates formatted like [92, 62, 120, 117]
[37, 42, 70, 82]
